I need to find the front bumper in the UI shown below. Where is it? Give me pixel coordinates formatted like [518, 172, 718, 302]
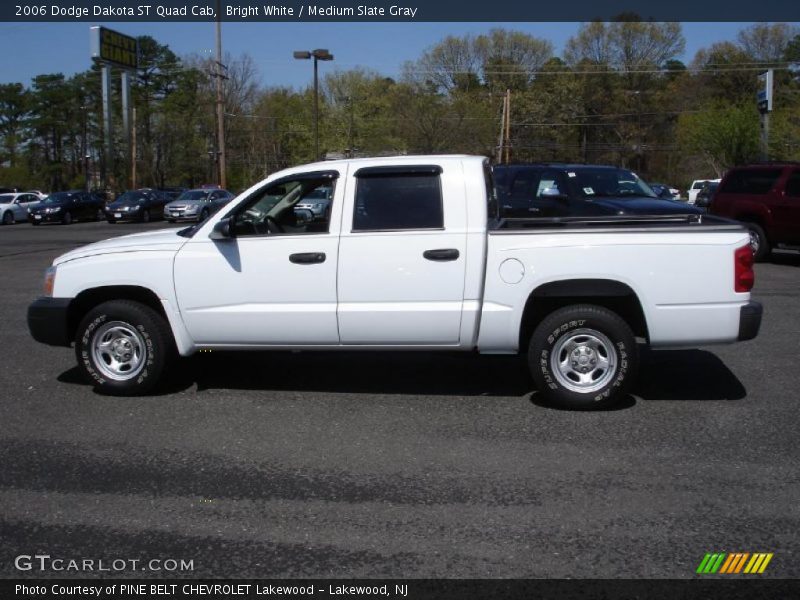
[165, 210, 200, 221]
[28, 297, 72, 346]
[28, 213, 63, 223]
[738, 301, 763, 341]
[105, 210, 142, 222]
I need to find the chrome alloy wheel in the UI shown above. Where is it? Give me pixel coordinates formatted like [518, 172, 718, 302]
[91, 321, 147, 381]
[749, 229, 761, 254]
[551, 328, 618, 394]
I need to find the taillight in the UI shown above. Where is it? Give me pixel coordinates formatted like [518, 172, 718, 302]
[734, 244, 754, 293]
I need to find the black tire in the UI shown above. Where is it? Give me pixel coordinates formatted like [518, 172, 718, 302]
[31, 221, 40, 226]
[528, 304, 638, 410]
[142, 209, 151, 223]
[2, 211, 13, 225]
[62, 211, 72, 225]
[107, 219, 116, 224]
[167, 219, 176, 223]
[74, 300, 174, 396]
[199, 208, 209, 222]
[95, 209, 103, 221]
[744, 222, 770, 262]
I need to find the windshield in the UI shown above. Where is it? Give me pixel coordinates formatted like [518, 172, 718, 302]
[43, 192, 75, 204]
[573, 169, 657, 198]
[177, 190, 210, 201]
[115, 191, 148, 203]
[0, 194, 13, 204]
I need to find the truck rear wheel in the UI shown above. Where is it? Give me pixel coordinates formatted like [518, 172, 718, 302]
[528, 304, 637, 410]
[75, 300, 173, 396]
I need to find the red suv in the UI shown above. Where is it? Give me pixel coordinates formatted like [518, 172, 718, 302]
[710, 163, 800, 260]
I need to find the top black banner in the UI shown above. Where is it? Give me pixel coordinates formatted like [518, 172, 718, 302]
[4, 0, 800, 22]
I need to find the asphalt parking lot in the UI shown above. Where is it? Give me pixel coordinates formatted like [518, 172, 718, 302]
[1, 219, 798, 579]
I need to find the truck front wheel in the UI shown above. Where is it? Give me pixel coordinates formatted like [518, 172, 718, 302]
[75, 300, 173, 396]
[528, 304, 638, 409]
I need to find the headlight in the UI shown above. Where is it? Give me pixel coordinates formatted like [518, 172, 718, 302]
[43, 266, 57, 297]
[131, 205, 141, 211]
[185, 205, 199, 213]
[45, 206, 61, 213]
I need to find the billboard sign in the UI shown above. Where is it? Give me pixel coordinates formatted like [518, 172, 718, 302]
[91, 26, 138, 70]
[757, 70, 773, 113]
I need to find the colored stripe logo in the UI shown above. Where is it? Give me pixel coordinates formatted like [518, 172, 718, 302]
[697, 552, 773, 574]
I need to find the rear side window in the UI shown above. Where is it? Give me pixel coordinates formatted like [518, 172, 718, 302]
[720, 169, 782, 194]
[353, 167, 443, 231]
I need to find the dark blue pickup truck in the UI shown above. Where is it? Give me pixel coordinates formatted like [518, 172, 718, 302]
[493, 164, 702, 218]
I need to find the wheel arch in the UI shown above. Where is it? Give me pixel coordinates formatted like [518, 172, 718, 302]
[67, 285, 170, 347]
[518, 278, 649, 351]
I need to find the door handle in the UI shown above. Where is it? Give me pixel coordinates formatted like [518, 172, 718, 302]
[423, 248, 460, 261]
[289, 252, 326, 264]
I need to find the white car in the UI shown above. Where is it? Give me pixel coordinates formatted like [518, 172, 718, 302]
[688, 179, 720, 204]
[0, 192, 42, 225]
[27, 155, 761, 409]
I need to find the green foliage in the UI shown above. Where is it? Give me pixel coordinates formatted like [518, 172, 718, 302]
[677, 104, 761, 175]
[1, 23, 799, 194]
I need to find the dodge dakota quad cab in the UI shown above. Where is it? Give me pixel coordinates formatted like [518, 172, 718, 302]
[27, 156, 762, 409]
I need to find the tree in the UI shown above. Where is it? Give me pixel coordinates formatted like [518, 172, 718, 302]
[404, 29, 552, 94]
[0, 83, 29, 167]
[677, 104, 760, 176]
[737, 23, 799, 63]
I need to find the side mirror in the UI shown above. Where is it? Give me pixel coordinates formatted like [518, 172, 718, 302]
[209, 216, 235, 240]
[294, 208, 314, 225]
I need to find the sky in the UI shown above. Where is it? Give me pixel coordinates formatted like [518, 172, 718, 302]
[0, 21, 769, 89]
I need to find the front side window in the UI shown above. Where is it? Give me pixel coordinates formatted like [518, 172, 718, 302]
[230, 173, 337, 237]
[353, 168, 443, 231]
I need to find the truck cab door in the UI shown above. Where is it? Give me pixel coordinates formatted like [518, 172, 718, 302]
[173, 170, 342, 346]
[336, 164, 468, 345]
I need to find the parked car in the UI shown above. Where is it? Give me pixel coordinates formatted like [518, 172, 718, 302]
[695, 181, 719, 209]
[105, 189, 171, 223]
[709, 163, 800, 261]
[158, 187, 186, 200]
[688, 179, 720, 204]
[0, 192, 42, 225]
[27, 155, 760, 410]
[26, 190, 49, 200]
[27, 191, 104, 225]
[295, 185, 333, 220]
[649, 183, 681, 200]
[164, 188, 235, 222]
[493, 164, 702, 218]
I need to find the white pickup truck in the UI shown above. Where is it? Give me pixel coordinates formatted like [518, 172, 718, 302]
[28, 155, 762, 409]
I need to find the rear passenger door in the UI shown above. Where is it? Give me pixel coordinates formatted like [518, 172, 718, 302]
[336, 164, 468, 345]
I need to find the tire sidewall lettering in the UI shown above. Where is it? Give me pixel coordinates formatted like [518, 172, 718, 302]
[538, 317, 628, 401]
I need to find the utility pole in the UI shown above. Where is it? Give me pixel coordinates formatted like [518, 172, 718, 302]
[131, 107, 137, 189]
[504, 89, 511, 164]
[757, 70, 774, 161]
[215, 0, 227, 188]
[293, 49, 334, 160]
[81, 104, 89, 191]
[101, 64, 113, 191]
[497, 93, 506, 163]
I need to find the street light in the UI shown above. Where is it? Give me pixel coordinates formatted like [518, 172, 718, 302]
[294, 49, 334, 160]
